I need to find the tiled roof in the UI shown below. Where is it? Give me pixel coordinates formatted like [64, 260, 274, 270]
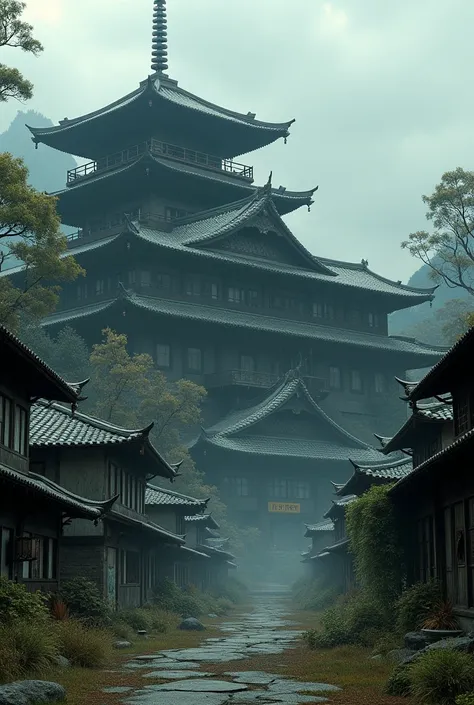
[145, 485, 208, 508]
[382, 398, 453, 455]
[304, 520, 335, 536]
[198, 543, 235, 561]
[30, 400, 176, 479]
[323, 494, 357, 519]
[205, 537, 229, 549]
[0, 325, 79, 404]
[338, 456, 413, 496]
[185, 514, 220, 529]
[110, 510, 184, 544]
[0, 463, 115, 519]
[325, 538, 350, 554]
[179, 546, 210, 560]
[43, 293, 444, 362]
[418, 399, 453, 422]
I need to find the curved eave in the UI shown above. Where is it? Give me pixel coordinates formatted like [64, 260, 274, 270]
[42, 294, 445, 365]
[54, 154, 313, 223]
[27, 75, 294, 159]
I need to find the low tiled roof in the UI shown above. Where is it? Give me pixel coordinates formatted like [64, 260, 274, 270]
[0, 325, 79, 404]
[338, 456, 413, 495]
[179, 546, 210, 560]
[325, 538, 350, 554]
[0, 463, 115, 519]
[145, 485, 208, 508]
[198, 543, 235, 561]
[304, 520, 335, 536]
[323, 494, 357, 519]
[185, 514, 220, 529]
[43, 293, 444, 363]
[30, 400, 176, 479]
[418, 399, 453, 422]
[205, 537, 229, 549]
[382, 398, 453, 455]
[110, 510, 184, 544]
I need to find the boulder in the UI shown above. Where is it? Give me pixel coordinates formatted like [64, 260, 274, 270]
[53, 655, 70, 668]
[404, 631, 428, 651]
[400, 634, 474, 667]
[179, 618, 205, 631]
[113, 640, 132, 649]
[0, 680, 65, 705]
[387, 648, 415, 664]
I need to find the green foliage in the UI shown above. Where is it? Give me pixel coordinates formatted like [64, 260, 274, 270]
[409, 649, 474, 705]
[59, 577, 111, 627]
[292, 575, 339, 612]
[456, 694, 474, 705]
[110, 618, 134, 641]
[402, 167, 474, 298]
[304, 592, 392, 649]
[117, 608, 154, 633]
[0, 1, 43, 103]
[0, 576, 49, 624]
[55, 619, 113, 668]
[346, 485, 402, 606]
[0, 153, 83, 329]
[385, 665, 412, 697]
[0, 619, 59, 682]
[209, 577, 248, 605]
[151, 579, 237, 619]
[395, 579, 442, 634]
[372, 633, 403, 657]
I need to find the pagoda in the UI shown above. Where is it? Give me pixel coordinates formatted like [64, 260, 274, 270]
[12, 0, 447, 549]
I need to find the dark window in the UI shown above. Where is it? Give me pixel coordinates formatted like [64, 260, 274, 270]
[292, 481, 310, 499]
[156, 273, 171, 290]
[329, 366, 342, 390]
[312, 302, 324, 318]
[176, 516, 185, 535]
[139, 270, 151, 288]
[368, 312, 379, 328]
[240, 355, 255, 372]
[95, 279, 105, 295]
[374, 373, 386, 394]
[165, 206, 189, 221]
[228, 287, 244, 304]
[350, 369, 363, 393]
[185, 278, 201, 296]
[77, 283, 87, 300]
[187, 348, 202, 372]
[203, 281, 219, 299]
[121, 550, 140, 584]
[13, 405, 27, 455]
[224, 477, 249, 497]
[21, 535, 57, 580]
[248, 290, 259, 307]
[0, 395, 12, 448]
[269, 479, 288, 499]
[454, 391, 472, 436]
[108, 462, 119, 496]
[0, 528, 13, 579]
[268, 479, 309, 499]
[156, 344, 171, 368]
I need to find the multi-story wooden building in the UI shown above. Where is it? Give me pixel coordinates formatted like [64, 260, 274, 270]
[12, 1, 446, 549]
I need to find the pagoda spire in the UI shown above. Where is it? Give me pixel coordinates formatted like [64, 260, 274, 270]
[151, 0, 168, 74]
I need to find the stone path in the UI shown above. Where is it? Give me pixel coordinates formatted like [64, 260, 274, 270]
[108, 592, 340, 705]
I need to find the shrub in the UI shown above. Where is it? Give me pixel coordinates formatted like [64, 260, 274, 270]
[456, 694, 474, 705]
[152, 580, 204, 617]
[292, 575, 339, 612]
[395, 580, 442, 634]
[0, 576, 49, 624]
[60, 577, 111, 626]
[56, 619, 113, 668]
[372, 633, 403, 656]
[118, 608, 153, 632]
[110, 618, 134, 641]
[0, 620, 59, 681]
[214, 598, 234, 615]
[410, 649, 474, 705]
[213, 577, 248, 604]
[385, 665, 412, 697]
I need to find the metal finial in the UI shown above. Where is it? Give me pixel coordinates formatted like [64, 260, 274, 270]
[151, 0, 168, 73]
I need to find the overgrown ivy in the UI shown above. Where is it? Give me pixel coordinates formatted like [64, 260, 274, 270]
[346, 484, 403, 607]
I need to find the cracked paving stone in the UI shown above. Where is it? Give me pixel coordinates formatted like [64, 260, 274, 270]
[125, 693, 229, 705]
[267, 681, 340, 694]
[148, 679, 248, 692]
[224, 672, 285, 685]
[142, 670, 211, 679]
[125, 659, 200, 670]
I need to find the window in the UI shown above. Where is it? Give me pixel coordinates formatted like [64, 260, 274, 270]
[203, 281, 219, 300]
[329, 366, 342, 390]
[269, 479, 288, 499]
[374, 373, 385, 394]
[0, 395, 11, 448]
[228, 287, 244, 304]
[312, 302, 324, 318]
[165, 206, 189, 221]
[268, 479, 310, 499]
[454, 391, 473, 437]
[176, 515, 185, 536]
[156, 344, 171, 368]
[95, 279, 105, 295]
[368, 312, 379, 328]
[108, 462, 119, 496]
[224, 477, 249, 496]
[156, 273, 171, 291]
[240, 355, 255, 372]
[350, 369, 363, 393]
[13, 405, 27, 455]
[185, 278, 201, 296]
[187, 348, 202, 373]
[248, 290, 259, 307]
[139, 270, 151, 288]
[0, 528, 13, 579]
[20, 536, 56, 580]
[128, 270, 136, 287]
[76, 283, 87, 300]
[293, 481, 310, 499]
[121, 550, 140, 584]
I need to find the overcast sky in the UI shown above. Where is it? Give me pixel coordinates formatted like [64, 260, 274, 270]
[2, 0, 474, 283]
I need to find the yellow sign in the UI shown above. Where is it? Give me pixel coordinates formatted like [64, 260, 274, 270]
[268, 502, 301, 514]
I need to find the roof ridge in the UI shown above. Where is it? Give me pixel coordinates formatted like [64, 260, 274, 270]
[173, 193, 258, 227]
[34, 399, 150, 438]
[146, 483, 208, 504]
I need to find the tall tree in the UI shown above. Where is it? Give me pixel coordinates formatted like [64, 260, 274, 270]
[402, 168, 474, 296]
[0, 153, 83, 330]
[0, 0, 43, 103]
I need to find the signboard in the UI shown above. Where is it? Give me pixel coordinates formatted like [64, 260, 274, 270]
[268, 502, 301, 514]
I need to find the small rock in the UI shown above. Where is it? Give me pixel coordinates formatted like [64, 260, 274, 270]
[53, 655, 71, 668]
[426, 636, 474, 654]
[404, 631, 427, 651]
[179, 618, 205, 631]
[208, 613, 218, 618]
[387, 648, 415, 663]
[0, 680, 66, 705]
[114, 640, 132, 649]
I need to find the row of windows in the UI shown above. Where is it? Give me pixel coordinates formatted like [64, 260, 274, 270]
[74, 272, 384, 328]
[108, 463, 145, 514]
[329, 366, 387, 394]
[223, 477, 310, 499]
[0, 395, 28, 456]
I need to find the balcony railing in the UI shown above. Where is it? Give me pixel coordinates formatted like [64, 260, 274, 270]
[66, 210, 174, 242]
[204, 370, 327, 392]
[67, 138, 254, 185]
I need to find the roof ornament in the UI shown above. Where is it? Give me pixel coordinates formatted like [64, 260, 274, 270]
[263, 171, 273, 194]
[361, 258, 369, 268]
[151, 0, 169, 74]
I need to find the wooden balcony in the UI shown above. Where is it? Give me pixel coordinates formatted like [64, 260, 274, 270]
[66, 138, 254, 186]
[204, 370, 327, 393]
